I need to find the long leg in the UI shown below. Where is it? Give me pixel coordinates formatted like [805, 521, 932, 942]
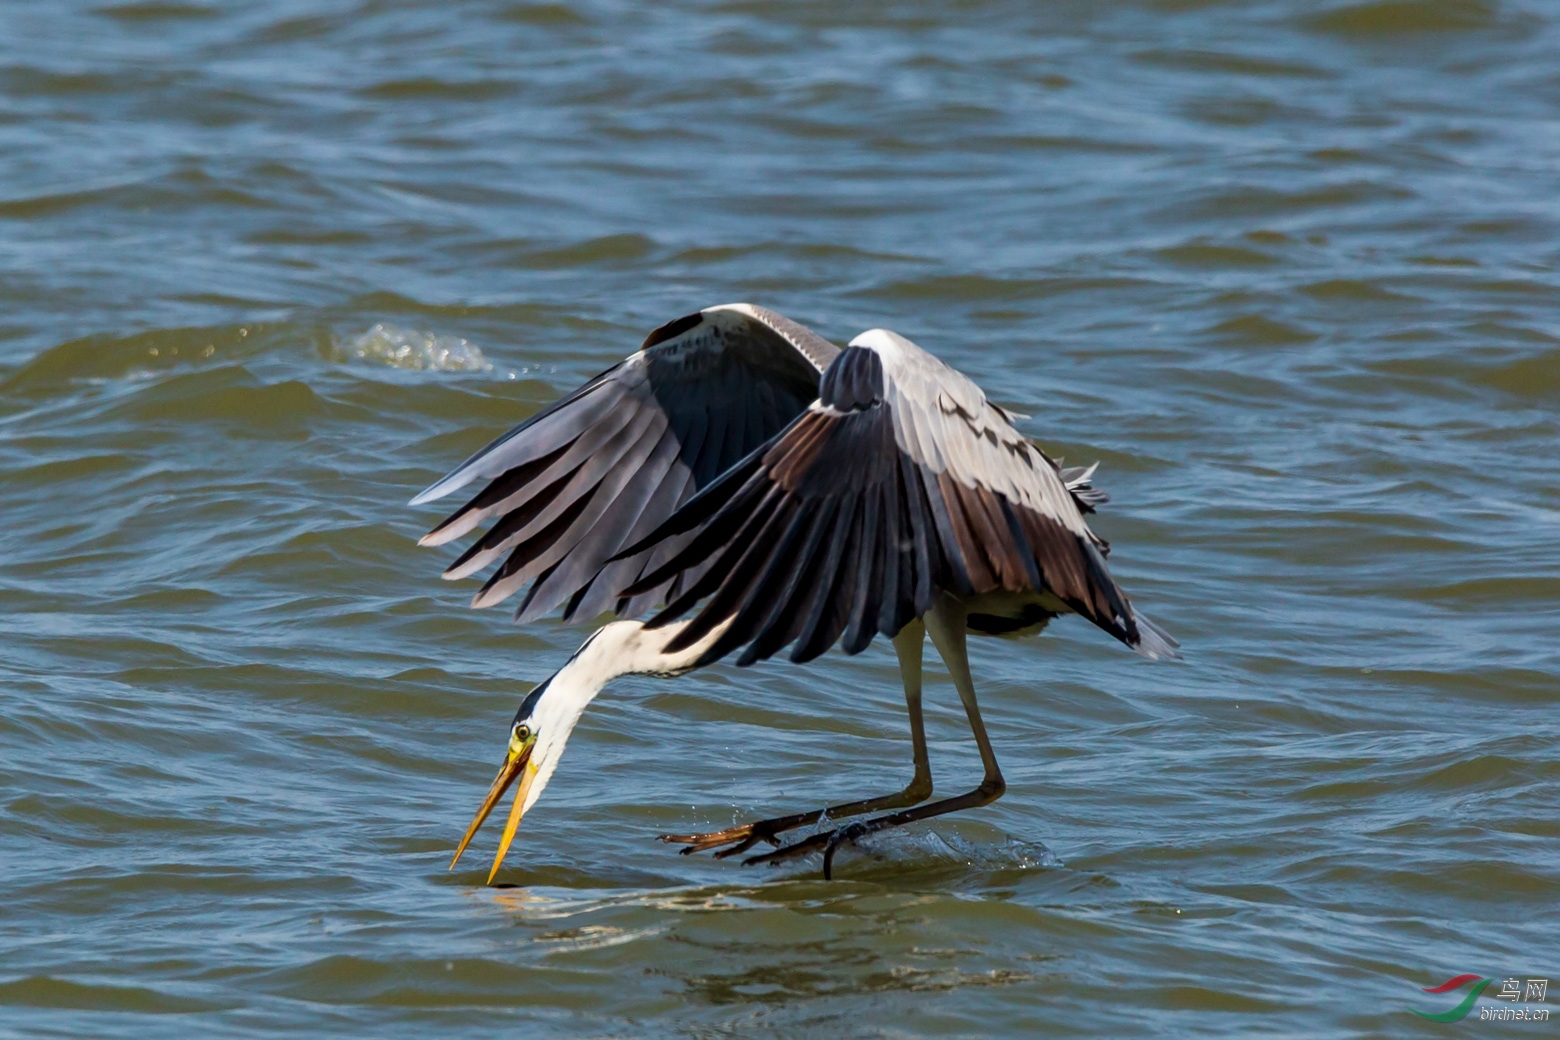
[745, 598, 1006, 878]
[662, 619, 935, 858]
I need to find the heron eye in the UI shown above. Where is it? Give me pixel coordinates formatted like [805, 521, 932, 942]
[514, 724, 531, 742]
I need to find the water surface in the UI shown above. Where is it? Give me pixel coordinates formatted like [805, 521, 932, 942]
[2, 1, 1558, 1036]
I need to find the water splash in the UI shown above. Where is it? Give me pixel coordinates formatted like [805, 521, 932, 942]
[343, 322, 493, 373]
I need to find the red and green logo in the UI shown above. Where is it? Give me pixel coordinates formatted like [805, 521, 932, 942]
[1413, 974, 1491, 1022]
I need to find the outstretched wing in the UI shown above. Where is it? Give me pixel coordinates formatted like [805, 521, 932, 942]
[622, 328, 1177, 664]
[411, 303, 838, 623]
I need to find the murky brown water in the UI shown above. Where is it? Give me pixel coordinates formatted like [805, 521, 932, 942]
[2, 1, 1557, 1036]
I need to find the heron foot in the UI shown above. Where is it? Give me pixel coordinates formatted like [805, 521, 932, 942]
[661, 775, 934, 860]
[658, 820, 786, 859]
[737, 821, 873, 878]
[740, 828, 838, 870]
[743, 775, 1008, 879]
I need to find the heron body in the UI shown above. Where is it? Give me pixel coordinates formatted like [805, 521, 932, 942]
[421, 304, 1178, 880]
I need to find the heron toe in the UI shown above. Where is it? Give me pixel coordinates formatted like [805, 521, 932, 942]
[741, 829, 837, 869]
[659, 821, 783, 856]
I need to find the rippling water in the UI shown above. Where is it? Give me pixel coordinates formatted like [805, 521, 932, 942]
[3, 1, 1558, 1036]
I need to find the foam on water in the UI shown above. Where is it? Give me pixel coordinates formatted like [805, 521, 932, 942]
[343, 322, 493, 373]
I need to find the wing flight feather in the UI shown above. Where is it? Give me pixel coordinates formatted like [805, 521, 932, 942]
[411, 304, 837, 623]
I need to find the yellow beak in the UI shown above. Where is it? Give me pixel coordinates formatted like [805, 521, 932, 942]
[448, 745, 539, 885]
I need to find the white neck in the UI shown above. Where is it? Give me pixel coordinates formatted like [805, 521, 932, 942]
[576, 617, 729, 679]
[521, 617, 731, 812]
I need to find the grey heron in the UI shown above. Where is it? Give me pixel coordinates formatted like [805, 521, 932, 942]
[419, 304, 1177, 881]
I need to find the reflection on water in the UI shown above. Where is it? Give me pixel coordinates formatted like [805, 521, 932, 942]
[1, 0, 1558, 1037]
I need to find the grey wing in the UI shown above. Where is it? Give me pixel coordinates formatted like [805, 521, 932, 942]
[411, 303, 838, 623]
[621, 332, 1178, 664]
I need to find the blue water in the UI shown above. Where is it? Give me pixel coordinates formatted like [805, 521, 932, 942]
[2, 1, 1557, 1036]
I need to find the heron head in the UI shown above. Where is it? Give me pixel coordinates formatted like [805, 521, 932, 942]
[447, 671, 584, 884]
[444, 619, 724, 884]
